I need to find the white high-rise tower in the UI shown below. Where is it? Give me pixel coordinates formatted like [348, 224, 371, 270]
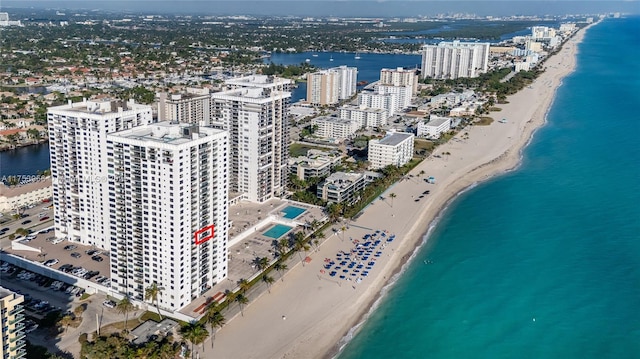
[47, 98, 152, 248]
[107, 122, 229, 310]
[211, 75, 292, 202]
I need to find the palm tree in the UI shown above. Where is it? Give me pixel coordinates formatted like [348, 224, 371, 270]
[115, 296, 135, 333]
[262, 274, 275, 293]
[145, 283, 164, 321]
[293, 231, 310, 266]
[205, 305, 225, 348]
[419, 170, 425, 178]
[340, 226, 347, 242]
[252, 257, 269, 272]
[278, 237, 289, 256]
[389, 192, 397, 207]
[274, 262, 288, 282]
[180, 321, 209, 359]
[326, 203, 343, 223]
[223, 290, 236, 311]
[236, 278, 250, 294]
[235, 294, 249, 316]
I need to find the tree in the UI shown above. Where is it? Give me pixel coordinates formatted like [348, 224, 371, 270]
[341, 226, 347, 242]
[180, 322, 209, 359]
[419, 170, 425, 178]
[252, 256, 269, 272]
[326, 202, 343, 223]
[223, 290, 236, 311]
[235, 294, 249, 316]
[236, 278, 250, 294]
[115, 296, 135, 333]
[204, 305, 225, 348]
[274, 262, 288, 282]
[145, 283, 164, 321]
[389, 193, 397, 207]
[26, 128, 41, 143]
[293, 231, 310, 266]
[262, 274, 275, 293]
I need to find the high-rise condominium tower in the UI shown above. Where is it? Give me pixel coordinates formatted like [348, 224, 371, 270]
[211, 76, 292, 202]
[47, 98, 152, 248]
[107, 122, 229, 310]
[421, 41, 490, 79]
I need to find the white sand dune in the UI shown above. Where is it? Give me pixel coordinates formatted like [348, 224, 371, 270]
[202, 24, 596, 359]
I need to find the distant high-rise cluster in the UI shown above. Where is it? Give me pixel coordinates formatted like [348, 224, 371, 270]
[420, 41, 490, 79]
[306, 66, 358, 106]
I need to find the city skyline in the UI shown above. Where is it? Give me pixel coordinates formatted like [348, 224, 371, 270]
[2, 1, 638, 17]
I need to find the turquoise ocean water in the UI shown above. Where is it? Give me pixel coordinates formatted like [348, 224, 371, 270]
[338, 17, 640, 359]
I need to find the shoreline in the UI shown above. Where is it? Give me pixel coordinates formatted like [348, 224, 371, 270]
[325, 24, 596, 359]
[201, 22, 597, 359]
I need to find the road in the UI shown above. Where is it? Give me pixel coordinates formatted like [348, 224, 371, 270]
[0, 200, 54, 242]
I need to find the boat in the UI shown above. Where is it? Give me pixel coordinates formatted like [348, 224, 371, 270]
[312, 54, 318, 57]
[305, 58, 311, 62]
[354, 52, 361, 60]
[329, 55, 334, 62]
[357, 80, 368, 86]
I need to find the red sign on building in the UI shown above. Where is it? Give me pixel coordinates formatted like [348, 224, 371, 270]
[194, 225, 215, 245]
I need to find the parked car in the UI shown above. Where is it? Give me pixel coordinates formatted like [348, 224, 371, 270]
[21, 220, 32, 225]
[44, 259, 59, 266]
[70, 252, 82, 259]
[103, 300, 116, 309]
[91, 255, 103, 262]
[64, 245, 77, 251]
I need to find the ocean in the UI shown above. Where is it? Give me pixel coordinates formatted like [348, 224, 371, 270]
[338, 17, 640, 359]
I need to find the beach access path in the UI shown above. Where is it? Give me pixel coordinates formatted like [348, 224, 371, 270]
[199, 24, 596, 359]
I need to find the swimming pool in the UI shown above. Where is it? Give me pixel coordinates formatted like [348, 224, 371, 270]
[281, 205, 306, 219]
[263, 224, 293, 239]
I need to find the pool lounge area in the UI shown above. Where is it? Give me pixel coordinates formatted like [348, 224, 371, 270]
[281, 205, 306, 220]
[262, 224, 294, 239]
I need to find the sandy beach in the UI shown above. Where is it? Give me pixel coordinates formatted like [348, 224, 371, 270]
[202, 24, 596, 359]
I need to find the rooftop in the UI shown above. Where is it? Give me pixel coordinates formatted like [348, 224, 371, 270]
[0, 286, 17, 299]
[323, 172, 365, 190]
[424, 116, 451, 127]
[48, 98, 149, 115]
[375, 131, 414, 146]
[109, 121, 225, 146]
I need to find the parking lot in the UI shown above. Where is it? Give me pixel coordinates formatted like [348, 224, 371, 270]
[1, 228, 112, 289]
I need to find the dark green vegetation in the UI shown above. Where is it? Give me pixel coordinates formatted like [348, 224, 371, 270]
[0, 7, 565, 77]
[79, 332, 181, 359]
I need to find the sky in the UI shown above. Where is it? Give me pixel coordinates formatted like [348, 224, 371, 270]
[2, 1, 638, 17]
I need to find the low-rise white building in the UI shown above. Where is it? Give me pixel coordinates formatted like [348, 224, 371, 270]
[368, 131, 415, 170]
[374, 84, 413, 110]
[0, 179, 52, 212]
[317, 171, 366, 204]
[312, 116, 360, 140]
[358, 91, 399, 116]
[339, 105, 388, 128]
[289, 149, 342, 181]
[417, 116, 451, 139]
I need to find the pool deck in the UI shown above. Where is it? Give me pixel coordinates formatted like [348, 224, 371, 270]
[179, 198, 326, 318]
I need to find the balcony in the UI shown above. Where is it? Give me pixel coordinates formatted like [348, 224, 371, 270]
[9, 314, 24, 326]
